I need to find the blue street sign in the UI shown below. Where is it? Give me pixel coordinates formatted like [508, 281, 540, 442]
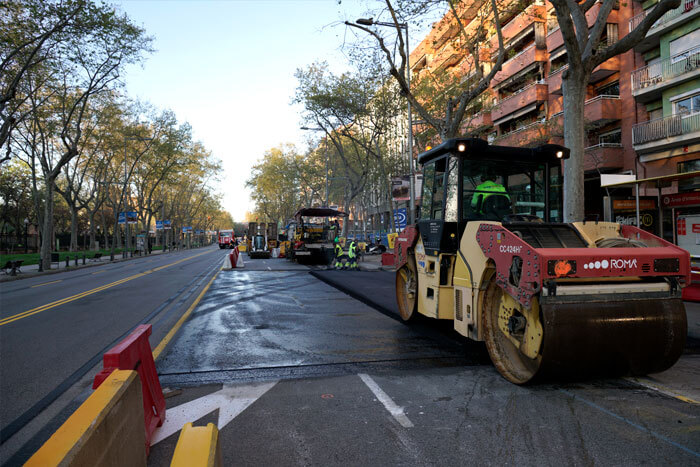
[393, 208, 407, 230]
[118, 212, 138, 225]
[156, 220, 163, 230]
[163, 220, 171, 230]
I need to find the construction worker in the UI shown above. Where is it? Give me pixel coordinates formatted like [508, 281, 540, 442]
[347, 239, 358, 270]
[471, 172, 510, 214]
[333, 236, 344, 269]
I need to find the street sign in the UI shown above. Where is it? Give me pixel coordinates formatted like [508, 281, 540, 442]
[155, 220, 163, 230]
[393, 208, 407, 230]
[182, 226, 193, 233]
[163, 220, 171, 230]
[118, 212, 138, 225]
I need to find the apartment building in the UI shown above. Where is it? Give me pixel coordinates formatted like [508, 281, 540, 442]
[408, 0, 679, 219]
[629, 0, 700, 184]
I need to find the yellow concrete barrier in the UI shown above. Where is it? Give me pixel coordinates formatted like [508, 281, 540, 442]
[26, 370, 146, 467]
[171, 423, 222, 467]
[238, 243, 247, 252]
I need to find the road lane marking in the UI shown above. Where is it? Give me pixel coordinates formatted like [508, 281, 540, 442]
[0, 250, 212, 327]
[152, 268, 220, 360]
[625, 377, 699, 405]
[559, 389, 700, 459]
[30, 280, 62, 288]
[358, 373, 414, 428]
[151, 381, 277, 446]
[91, 270, 106, 274]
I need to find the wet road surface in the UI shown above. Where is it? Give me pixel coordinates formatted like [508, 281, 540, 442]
[148, 258, 700, 466]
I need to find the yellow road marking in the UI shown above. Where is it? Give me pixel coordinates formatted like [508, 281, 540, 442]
[91, 270, 106, 275]
[0, 250, 211, 327]
[625, 377, 700, 405]
[153, 269, 220, 360]
[31, 280, 62, 288]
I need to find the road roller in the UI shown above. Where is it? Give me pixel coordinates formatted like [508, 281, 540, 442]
[395, 138, 689, 384]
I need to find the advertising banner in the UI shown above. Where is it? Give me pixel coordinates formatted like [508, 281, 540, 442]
[391, 176, 410, 201]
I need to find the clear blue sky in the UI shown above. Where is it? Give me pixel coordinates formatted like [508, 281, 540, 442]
[116, 0, 432, 221]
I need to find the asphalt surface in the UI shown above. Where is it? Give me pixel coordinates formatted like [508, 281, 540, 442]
[147, 258, 700, 466]
[0, 245, 225, 465]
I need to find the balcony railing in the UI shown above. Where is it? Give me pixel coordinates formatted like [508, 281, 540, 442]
[493, 118, 546, 141]
[585, 142, 623, 150]
[629, 0, 700, 32]
[496, 80, 546, 104]
[632, 112, 700, 145]
[631, 46, 700, 91]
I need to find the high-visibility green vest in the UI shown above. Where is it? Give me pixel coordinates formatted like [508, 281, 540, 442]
[471, 180, 510, 210]
[348, 241, 357, 258]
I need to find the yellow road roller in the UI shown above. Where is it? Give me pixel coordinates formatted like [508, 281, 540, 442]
[395, 138, 689, 384]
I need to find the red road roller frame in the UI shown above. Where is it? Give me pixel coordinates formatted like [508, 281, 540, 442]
[93, 324, 165, 454]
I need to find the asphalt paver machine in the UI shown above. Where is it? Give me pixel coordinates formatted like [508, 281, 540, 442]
[247, 222, 271, 259]
[395, 138, 689, 384]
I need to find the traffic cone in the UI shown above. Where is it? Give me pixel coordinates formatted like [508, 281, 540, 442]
[236, 250, 245, 268]
[222, 254, 233, 269]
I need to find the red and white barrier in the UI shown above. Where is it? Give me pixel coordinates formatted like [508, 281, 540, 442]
[222, 246, 244, 269]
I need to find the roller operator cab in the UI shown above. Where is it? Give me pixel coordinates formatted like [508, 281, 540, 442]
[395, 138, 689, 384]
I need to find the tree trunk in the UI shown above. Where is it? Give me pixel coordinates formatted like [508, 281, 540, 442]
[561, 72, 587, 222]
[69, 206, 78, 251]
[40, 179, 55, 270]
[89, 211, 96, 249]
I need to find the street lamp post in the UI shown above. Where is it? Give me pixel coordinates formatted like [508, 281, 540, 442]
[355, 18, 415, 225]
[300, 126, 329, 207]
[23, 218, 29, 254]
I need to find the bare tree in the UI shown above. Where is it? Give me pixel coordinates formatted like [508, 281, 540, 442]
[549, 0, 681, 221]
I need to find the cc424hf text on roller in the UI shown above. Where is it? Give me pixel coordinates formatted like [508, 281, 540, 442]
[395, 138, 689, 384]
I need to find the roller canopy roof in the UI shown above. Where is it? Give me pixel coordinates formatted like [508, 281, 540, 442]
[294, 208, 348, 219]
[417, 138, 570, 165]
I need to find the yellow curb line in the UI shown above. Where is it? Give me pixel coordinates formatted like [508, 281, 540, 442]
[625, 377, 700, 405]
[31, 280, 62, 288]
[152, 268, 221, 360]
[0, 250, 211, 327]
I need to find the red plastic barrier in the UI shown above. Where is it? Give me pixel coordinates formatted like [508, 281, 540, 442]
[229, 246, 239, 268]
[93, 324, 165, 454]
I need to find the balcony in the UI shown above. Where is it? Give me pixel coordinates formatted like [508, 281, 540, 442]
[546, 1, 618, 50]
[584, 143, 624, 172]
[632, 112, 700, 154]
[590, 56, 620, 83]
[631, 47, 700, 102]
[493, 44, 547, 85]
[550, 95, 621, 127]
[463, 110, 493, 132]
[489, 3, 546, 50]
[491, 82, 548, 122]
[630, 0, 700, 52]
[547, 65, 566, 95]
[493, 119, 548, 147]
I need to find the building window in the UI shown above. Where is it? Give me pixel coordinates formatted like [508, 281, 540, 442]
[678, 160, 700, 173]
[678, 159, 700, 192]
[596, 81, 619, 96]
[673, 91, 700, 115]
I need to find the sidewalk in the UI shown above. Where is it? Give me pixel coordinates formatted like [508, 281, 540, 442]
[0, 248, 170, 282]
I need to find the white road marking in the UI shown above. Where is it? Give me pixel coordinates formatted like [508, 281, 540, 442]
[358, 373, 413, 428]
[151, 381, 277, 445]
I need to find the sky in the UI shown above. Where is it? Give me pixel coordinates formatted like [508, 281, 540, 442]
[115, 0, 433, 222]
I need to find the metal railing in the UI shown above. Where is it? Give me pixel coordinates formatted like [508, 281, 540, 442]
[631, 46, 700, 91]
[493, 118, 546, 141]
[632, 112, 700, 145]
[629, 0, 700, 32]
[495, 80, 546, 105]
[549, 95, 619, 119]
[585, 142, 623, 150]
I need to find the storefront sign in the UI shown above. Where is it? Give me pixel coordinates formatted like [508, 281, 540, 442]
[662, 192, 700, 208]
[612, 199, 656, 211]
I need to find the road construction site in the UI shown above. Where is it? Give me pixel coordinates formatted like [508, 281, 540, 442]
[1, 247, 699, 465]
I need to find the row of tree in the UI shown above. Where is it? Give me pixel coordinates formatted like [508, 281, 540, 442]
[0, 0, 232, 269]
[247, 0, 682, 225]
